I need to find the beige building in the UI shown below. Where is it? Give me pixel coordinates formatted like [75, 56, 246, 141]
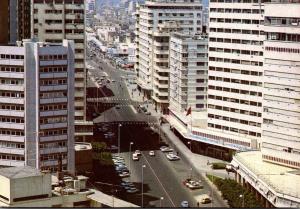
[32, 0, 93, 142]
[0, 166, 139, 207]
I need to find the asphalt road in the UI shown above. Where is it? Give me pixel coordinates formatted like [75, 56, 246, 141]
[86, 47, 226, 208]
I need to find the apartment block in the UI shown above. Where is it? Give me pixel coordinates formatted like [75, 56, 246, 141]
[135, 0, 202, 113]
[32, 0, 93, 142]
[0, 39, 75, 172]
[261, 0, 300, 169]
[207, 0, 264, 149]
[169, 33, 208, 116]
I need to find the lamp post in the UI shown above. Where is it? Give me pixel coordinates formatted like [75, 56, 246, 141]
[160, 197, 164, 207]
[239, 194, 245, 208]
[118, 123, 122, 156]
[187, 141, 192, 178]
[129, 142, 134, 177]
[141, 164, 146, 207]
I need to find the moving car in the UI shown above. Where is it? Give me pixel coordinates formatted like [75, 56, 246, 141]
[197, 194, 212, 204]
[181, 201, 189, 208]
[115, 105, 120, 109]
[149, 151, 155, 156]
[135, 150, 141, 156]
[132, 153, 139, 161]
[166, 153, 180, 161]
[160, 146, 174, 153]
[184, 179, 203, 190]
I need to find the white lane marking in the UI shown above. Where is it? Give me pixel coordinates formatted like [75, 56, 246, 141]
[141, 154, 176, 207]
[130, 105, 137, 114]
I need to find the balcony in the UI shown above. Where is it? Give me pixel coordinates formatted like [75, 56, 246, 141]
[40, 134, 68, 142]
[40, 85, 67, 92]
[40, 110, 68, 117]
[40, 122, 68, 130]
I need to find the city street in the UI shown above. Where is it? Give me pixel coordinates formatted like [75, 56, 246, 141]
[86, 47, 227, 207]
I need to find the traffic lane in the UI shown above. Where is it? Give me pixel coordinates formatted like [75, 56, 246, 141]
[121, 126, 195, 207]
[119, 152, 174, 207]
[142, 151, 197, 207]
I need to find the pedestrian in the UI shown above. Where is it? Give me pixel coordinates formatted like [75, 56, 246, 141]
[197, 202, 200, 207]
[207, 160, 210, 165]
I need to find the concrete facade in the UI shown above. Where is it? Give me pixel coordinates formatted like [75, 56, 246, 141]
[32, 0, 93, 142]
[261, 1, 300, 169]
[0, 39, 75, 172]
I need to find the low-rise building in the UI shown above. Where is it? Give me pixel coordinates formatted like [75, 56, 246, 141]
[0, 166, 139, 207]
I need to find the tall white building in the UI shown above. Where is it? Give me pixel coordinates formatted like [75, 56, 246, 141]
[32, 0, 93, 142]
[135, 0, 203, 113]
[169, 33, 208, 115]
[0, 39, 75, 172]
[261, 1, 300, 169]
[207, 0, 264, 149]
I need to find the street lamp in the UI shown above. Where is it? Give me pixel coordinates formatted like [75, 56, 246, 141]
[118, 124, 122, 156]
[160, 197, 164, 207]
[141, 164, 146, 207]
[129, 142, 134, 176]
[239, 194, 245, 208]
[187, 141, 193, 178]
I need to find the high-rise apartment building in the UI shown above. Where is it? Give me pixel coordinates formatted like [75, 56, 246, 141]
[135, 0, 202, 113]
[32, 0, 93, 142]
[0, 39, 75, 172]
[261, 0, 300, 169]
[207, 0, 264, 149]
[0, 0, 31, 45]
[169, 33, 208, 115]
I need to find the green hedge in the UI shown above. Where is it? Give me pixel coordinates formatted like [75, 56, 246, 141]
[207, 174, 263, 208]
[211, 162, 226, 169]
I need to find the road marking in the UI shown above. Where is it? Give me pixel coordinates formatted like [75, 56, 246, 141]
[130, 105, 137, 114]
[141, 154, 176, 207]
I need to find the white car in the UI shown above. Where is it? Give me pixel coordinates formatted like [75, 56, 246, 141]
[132, 153, 139, 161]
[160, 146, 174, 153]
[111, 79, 116, 82]
[135, 150, 141, 156]
[149, 151, 155, 156]
[126, 188, 138, 194]
[185, 180, 203, 190]
[166, 153, 180, 161]
[118, 171, 130, 178]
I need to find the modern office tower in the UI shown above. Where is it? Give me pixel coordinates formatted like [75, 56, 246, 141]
[207, 0, 264, 149]
[261, 1, 300, 169]
[135, 0, 202, 112]
[32, 0, 93, 142]
[0, 39, 75, 173]
[169, 33, 208, 117]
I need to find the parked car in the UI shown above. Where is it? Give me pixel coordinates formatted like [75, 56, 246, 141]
[132, 153, 139, 161]
[181, 201, 189, 208]
[149, 151, 155, 156]
[126, 187, 138, 194]
[145, 111, 151, 115]
[118, 171, 130, 178]
[166, 153, 180, 161]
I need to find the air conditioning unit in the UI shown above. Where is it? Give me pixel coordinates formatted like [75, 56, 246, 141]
[74, 180, 80, 192]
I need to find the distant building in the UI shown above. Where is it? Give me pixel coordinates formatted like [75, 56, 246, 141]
[135, 0, 203, 113]
[0, 39, 75, 172]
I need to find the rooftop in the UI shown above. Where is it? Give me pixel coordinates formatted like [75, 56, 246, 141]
[0, 166, 43, 179]
[233, 151, 300, 199]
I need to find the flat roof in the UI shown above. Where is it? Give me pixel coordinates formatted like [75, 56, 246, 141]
[87, 189, 139, 207]
[0, 166, 42, 179]
[234, 151, 300, 199]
